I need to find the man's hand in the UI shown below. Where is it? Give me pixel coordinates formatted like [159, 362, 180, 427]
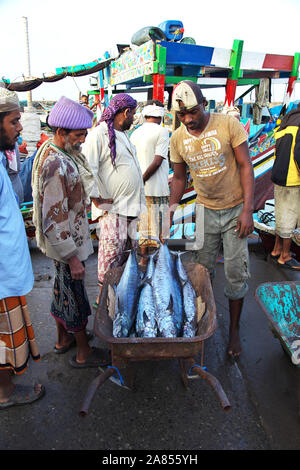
[68, 255, 85, 280]
[91, 196, 113, 210]
[235, 209, 254, 238]
[159, 212, 173, 244]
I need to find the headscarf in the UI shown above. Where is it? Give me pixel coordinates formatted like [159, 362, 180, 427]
[99, 93, 137, 167]
[142, 104, 164, 118]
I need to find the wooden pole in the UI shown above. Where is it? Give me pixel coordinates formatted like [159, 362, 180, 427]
[224, 39, 244, 107]
[284, 52, 300, 106]
[152, 43, 167, 103]
[22, 16, 33, 110]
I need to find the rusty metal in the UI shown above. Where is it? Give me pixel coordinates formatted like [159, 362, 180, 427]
[80, 262, 231, 415]
[80, 367, 115, 416]
[186, 359, 232, 411]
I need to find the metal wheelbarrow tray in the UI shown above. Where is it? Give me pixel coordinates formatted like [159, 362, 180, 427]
[80, 262, 231, 416]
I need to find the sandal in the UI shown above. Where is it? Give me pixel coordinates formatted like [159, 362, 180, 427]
[278, 258, 300, 270]
[0, 384, 45, 409]
[54, 330, 94, 354]
[270, 253, 280, 261]
[69, 347, 111, 368]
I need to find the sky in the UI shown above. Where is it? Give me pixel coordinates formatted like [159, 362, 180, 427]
[1, 0, 300, 104]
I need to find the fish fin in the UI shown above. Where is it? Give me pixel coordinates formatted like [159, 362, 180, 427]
[167, 295, 174, 312]
[143, 310, 149, 324]
[170, 250, 187, 257]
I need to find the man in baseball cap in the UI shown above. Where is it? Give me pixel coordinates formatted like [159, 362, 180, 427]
[167, 80, 254, 358]
[32, 96, 110, 368]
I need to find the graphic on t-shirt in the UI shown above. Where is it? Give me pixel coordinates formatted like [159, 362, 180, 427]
[183, 132, 226, 178]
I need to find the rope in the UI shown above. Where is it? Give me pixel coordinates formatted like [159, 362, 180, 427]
[188, 364, 207, 376]
[107, 366, 124, 385]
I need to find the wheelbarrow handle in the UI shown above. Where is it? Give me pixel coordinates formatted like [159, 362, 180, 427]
[79, 367, 115, 417]
[188, 360, 231, 412]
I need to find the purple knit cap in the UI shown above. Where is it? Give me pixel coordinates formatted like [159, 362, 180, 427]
[48, 96, 94, 130]
[99, 93, 137, 167]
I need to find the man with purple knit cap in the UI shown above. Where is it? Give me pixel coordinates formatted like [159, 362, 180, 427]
[82, 93, 146, 307]
[32, 96, 111, 368]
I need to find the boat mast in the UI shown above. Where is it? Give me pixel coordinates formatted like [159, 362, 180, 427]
[22, 16, 33, 111]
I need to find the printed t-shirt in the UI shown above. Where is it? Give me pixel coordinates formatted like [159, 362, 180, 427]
[170, 113, 248, 210]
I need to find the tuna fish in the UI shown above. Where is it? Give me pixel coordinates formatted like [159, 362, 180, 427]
[112, 249, 142, 338]
[152, 243, 183, 337]
[174, 252, 197, 338]
[135, 252, 158, 338]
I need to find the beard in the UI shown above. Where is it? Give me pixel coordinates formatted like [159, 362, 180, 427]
[64, 138, 82, 157]
[0, 125, 18, 151]
[121, 117, 133, 131]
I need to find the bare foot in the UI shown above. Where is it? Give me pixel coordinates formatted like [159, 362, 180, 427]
[227, 329, 241, 358]
[55, 333, 74, 351]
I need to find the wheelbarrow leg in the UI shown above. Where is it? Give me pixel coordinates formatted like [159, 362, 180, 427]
[178, 359, 189, 389]
[187, 359, 232, 412]
[79, 367, 115, 417]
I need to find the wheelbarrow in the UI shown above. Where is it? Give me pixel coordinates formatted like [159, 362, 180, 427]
[255, 281, 300, 414]
[80, 262, 231, 416]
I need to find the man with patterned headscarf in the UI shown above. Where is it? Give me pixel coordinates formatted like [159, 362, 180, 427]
[0, 87, 44, 408]
[32, 96, 110, 368]
[82, 93, 146, 307]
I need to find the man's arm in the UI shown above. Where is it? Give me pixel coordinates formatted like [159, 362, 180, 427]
[143, 155, 164, 183]
[143, 128, 169, 183]
[233, 141, 254, 238]
[161, 161, 187, 240]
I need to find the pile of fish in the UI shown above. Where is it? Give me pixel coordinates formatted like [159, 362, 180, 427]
[111, 244, 202, 339]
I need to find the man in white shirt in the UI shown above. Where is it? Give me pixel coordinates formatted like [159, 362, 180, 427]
[82, 93, 146, 306]
[130, 100, 170, 264]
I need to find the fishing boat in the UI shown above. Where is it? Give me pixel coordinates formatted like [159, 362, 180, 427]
[89, 26, 298, 242]
[5, 21, 298, 242]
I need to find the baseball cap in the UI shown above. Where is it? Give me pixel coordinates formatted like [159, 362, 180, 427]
[172, 80, 204, 111]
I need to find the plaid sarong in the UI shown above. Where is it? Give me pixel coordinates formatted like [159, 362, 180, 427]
[0, 296, 40, 375]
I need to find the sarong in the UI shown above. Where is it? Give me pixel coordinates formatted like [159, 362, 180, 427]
[50, 261, 91, 332]
[97, 213, 138, 285]
[139, 196, 169, 248]
[0, 296, 40, 375]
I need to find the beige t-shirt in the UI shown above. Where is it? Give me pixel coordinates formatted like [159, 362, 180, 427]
[170, 113, 248, 210]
